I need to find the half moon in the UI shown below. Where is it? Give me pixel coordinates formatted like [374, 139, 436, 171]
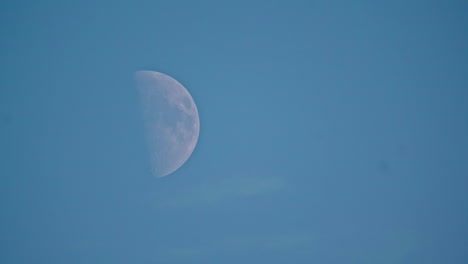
[135, 71, 200, 177]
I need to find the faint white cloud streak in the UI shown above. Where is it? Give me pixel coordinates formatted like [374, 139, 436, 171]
[154, 174, 288, 209]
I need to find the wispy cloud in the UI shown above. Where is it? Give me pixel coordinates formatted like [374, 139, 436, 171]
[221, 231, 317, 251]
[155, 229, 419, 262]
[155, 230, 317, 260]
[154, 174, 289, 209]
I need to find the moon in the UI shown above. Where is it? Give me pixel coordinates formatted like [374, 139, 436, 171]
[135, 71, 200, 177]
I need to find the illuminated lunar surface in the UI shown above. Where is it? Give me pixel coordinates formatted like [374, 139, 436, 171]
[135, 71, 200, 177]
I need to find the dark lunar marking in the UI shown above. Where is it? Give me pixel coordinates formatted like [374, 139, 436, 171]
[161, 105, 184, 128]
[183, 97, 192, 109]
[184, 115, 195, 131]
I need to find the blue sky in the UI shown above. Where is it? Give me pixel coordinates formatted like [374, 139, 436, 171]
[1, 1, 467, 263]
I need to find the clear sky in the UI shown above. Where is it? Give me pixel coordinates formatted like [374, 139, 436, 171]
[1, 1, 467, 263]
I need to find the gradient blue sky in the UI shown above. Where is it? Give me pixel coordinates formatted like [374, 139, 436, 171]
[1, 1, 467, 263]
